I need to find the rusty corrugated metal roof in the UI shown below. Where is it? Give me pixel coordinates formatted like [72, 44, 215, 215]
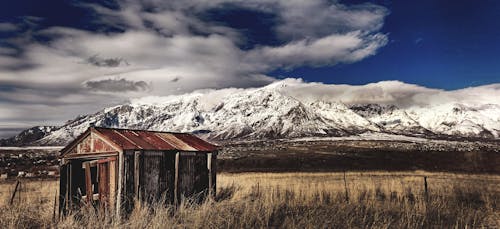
[174, 133, 218, 151]
[94, 127, 217, 151]
[155, 133, 197, 151]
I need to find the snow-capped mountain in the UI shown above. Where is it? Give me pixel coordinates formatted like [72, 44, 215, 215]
[4, 79, 500, 146]
[349, 104, 432, 135]
[0, 126, 58, 146]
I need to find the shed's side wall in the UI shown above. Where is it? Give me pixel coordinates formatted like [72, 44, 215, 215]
[141, 151, 161, 200]
[140, 151, 176, 203]
[159, 152, 176, 204]
[177, 152, 209, 203]
[121, 150, 177, 214]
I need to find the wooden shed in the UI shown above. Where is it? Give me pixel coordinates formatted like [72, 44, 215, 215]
[59, 127, 218, 217]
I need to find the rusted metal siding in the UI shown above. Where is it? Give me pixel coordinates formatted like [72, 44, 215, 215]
[93, 136, 116, 152]
[80, 135, 92, 152]
[65, 132, 117, 156]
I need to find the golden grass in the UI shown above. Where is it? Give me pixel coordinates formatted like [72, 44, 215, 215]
[0, 172, 499, 228]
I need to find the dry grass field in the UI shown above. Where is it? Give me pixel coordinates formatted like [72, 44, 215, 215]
[0, 172, 499, 228]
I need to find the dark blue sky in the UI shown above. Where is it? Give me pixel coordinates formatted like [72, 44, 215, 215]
[1, 0, 500, 90]
[271, 0, 500, 89]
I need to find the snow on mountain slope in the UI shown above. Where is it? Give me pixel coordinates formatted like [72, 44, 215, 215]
[9, 79, 500, 145]
[408, 103, 500, 138]
[0, 126, 59, 146]
[349, 104, 431, 135]
[310, 101, 379, 132]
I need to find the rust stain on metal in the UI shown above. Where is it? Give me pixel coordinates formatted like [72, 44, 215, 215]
[156, 133, 197, 151]
[88, 127, 218, 152]
[96, 128, 137, 149]
[174, 133, 218, 151]
[136, 131, 176, 150]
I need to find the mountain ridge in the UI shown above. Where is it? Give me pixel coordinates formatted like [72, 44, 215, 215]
[2, 80, 500, 146]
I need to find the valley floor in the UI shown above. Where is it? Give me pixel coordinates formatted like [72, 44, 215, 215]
[220, 139, 500, 173]
[0, 172, 499, 228]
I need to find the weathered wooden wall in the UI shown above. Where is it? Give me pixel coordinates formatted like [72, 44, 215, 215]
[140, 151, 176, 203]
[177, 152, 209, 203]
[122, 150, 177, 211]
[122, 151, 135, 213]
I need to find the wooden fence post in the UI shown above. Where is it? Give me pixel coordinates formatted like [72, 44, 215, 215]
[52, 190, 58, 223]
[423, 176, 428, 201]
[343, 171, 349, 202]
[9, 180, 20, 205]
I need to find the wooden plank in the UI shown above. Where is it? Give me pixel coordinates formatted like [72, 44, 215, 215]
[68, 163, 73, 208]
[160, 153, 175, 205]
[174, 152, 179, 205]
[64, 152, 118, 159]
[197, 154, 209, 201]
[84, 163, 92, 203]
[121, 151, 136, 214]
[208, 153, 213, 198]
[134, 151, 141, 201]
[109, 159, 116, 211]
[211, 152, 217, 197]
[98, 162, 109, 210]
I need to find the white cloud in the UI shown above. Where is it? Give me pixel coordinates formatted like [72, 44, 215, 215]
[273, 1, 387, 40]
[0, 22, 17, 32]
[246, 32, 388, 70]
[131, 78, 500, 113]
[0, 0, 390, 137]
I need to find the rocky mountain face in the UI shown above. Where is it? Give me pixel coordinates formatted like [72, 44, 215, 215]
[3, 82, 500, 146]
[0, 126, 59, 146]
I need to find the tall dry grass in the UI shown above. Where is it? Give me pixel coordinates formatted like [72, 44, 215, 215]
[0, 172, 498, 228]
